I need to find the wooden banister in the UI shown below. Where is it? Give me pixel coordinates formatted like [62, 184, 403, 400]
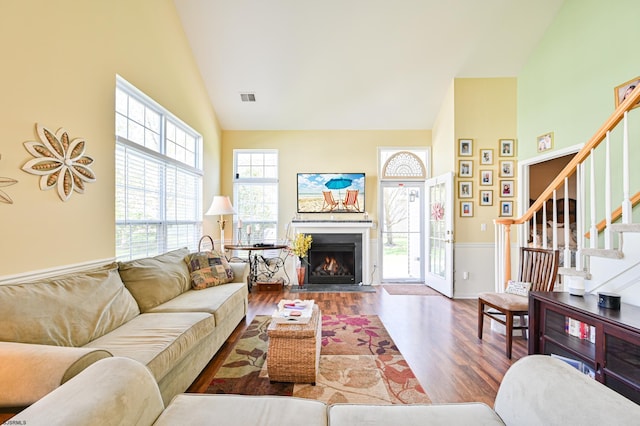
[513, 86, 640, 226]
[585, 191, 640, 238]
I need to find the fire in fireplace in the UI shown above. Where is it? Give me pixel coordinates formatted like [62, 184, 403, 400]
[306, 233, 362, 285]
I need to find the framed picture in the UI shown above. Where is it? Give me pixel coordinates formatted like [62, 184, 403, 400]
[500, 160, 514, 177]
[499, 139, 515, 157]
[614, 76, 640, 109]
[459, 181, 473, 198]
[461, 201, 474, 217]
[480, 170, 493, 186]
[537, 132, 553, 153]
[480, 190, 493, 206]
[480, 149, 493, 165]
[459, 138, 473, 156]
[500, 200, 513, 217]
[459, 160, 473, 177]
[500, 180, 514, 197]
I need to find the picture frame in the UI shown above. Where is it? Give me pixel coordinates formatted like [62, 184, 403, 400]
[500, 160, 514, 177]
[461, 201, 474, 217]
[480, 170, 493, 186]
[614, 76, 640, 109]
[536, 132, 553, 153]
[459, 181, 473, 198]
[480, 149, 493, 165]
[500, 180, 514, 197]
[500, 200, 513, 217]
[459, 138, 473, 156]
[499, 139, 515, 157]
[480, 190, 493, 206]
[459, 160, 473, 177]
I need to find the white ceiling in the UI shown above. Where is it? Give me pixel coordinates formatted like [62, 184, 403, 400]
[174, 0, 564, 131]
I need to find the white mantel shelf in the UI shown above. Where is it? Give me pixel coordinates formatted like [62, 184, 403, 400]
[291, 220, 374, 285]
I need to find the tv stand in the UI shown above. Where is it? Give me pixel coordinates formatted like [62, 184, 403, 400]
[528, 291, 640, 404]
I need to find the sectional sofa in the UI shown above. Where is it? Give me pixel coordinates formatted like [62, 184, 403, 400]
[10, 354, 640, 425]
[0, 248, 249, 410]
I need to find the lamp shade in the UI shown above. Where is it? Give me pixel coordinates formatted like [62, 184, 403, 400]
[205, 196, 236, 216]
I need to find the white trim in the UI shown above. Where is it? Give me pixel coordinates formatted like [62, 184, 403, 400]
[0, 258, 115, 285]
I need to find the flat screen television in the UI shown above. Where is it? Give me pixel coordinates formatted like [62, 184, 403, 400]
[297, 173, 365, 213]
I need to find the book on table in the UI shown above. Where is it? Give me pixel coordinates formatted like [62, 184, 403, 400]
[272, 299, 315, 324]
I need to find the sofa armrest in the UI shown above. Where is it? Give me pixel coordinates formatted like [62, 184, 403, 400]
[494, 355, 640, 426]
[229, 261, 249, 285]
[0, 342, 112, 407]
[13, 357, 164, 426]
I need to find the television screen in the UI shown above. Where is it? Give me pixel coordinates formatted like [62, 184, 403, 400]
[297, 173, 365, 213]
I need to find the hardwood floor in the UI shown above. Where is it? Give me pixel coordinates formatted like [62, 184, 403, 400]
[188, 285, 527, 406]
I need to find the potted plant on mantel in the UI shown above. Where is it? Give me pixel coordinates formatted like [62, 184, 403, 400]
[290, 233, 312, 287]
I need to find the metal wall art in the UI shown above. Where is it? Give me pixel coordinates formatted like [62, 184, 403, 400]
[0, 155, 17, 204]
[22, 124, 96, 202]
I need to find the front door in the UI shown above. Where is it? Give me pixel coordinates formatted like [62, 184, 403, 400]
[379, 181, 424, 282]
[425, 172, 454, 297]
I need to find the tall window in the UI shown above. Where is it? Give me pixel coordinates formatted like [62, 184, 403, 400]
[115, 77, 203, 260]
[233, 150, 279, 242]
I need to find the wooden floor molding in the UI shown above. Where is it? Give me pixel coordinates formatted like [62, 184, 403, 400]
[188, 286, 527, 406]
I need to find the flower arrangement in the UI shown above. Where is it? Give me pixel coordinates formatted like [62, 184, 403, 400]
[290, 233, 312, 263]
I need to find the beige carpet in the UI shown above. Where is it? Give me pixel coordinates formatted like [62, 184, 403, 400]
[383, 284, 442, 296]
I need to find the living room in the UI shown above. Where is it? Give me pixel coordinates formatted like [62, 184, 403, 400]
[1, 0, 640, 423]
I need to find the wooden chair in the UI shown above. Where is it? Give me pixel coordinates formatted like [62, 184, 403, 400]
[477, 247, 559, 358]
[321, 191, 339, 212]
[343, 189, 360, 211]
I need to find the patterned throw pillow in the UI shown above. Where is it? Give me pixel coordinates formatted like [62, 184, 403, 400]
[185, 251, 234, 290]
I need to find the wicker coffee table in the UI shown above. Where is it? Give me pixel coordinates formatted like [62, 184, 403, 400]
[267, 304, 321, 385]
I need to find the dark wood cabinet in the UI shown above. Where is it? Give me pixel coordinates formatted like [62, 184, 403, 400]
[529, 291, 640, 404]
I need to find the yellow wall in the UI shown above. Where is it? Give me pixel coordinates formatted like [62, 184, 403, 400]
[454, 78, 517, 243]
[0, 0, 221, 275]
[221, 130, 431, 239]
[431, 80, 456, 176]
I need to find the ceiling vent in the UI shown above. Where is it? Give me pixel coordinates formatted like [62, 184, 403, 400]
[240, 93, 256, 102]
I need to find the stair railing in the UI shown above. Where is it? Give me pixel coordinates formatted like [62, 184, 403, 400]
[494, 86, 640, 291]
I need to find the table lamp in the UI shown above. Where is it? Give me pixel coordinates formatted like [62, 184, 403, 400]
[205, 195, 236, 251]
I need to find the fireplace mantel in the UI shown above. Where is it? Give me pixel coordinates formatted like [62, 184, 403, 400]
[291, 220, 374, 285]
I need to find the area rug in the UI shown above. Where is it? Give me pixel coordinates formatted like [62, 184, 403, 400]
[383, 284, 442, 296]
[204, 314, 430, 405]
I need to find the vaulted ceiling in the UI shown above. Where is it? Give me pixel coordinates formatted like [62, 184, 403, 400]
[174, 0, 564, 130]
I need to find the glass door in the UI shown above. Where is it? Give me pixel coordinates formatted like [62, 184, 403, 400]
[379, 181, 424, 282]
[425, 172, 454, 297]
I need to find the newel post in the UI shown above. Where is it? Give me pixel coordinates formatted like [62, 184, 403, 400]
[503, 223, 511, 289]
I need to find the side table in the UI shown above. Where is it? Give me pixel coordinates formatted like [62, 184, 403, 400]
[267, 305, 321, 385]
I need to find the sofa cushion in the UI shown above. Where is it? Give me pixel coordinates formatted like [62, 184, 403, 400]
[147, 282, 248, 324]
[0, 263, 140, 347]
[155, 394, 327, 426]
[83, 312, 215, 382]
[185, 251, 234, 289]
[328, 403, 504, 426]
[118, 248, 191, 312]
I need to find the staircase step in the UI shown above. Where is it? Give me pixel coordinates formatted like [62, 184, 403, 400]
[609, 223, 640, 233]
[581, 248, 624, 259]
[558, 267, 592, 280]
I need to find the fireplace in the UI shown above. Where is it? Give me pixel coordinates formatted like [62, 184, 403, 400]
[306, 233, 362, 285]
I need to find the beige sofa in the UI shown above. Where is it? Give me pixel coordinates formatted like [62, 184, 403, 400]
[0, 248, 249, 409]
[11, 355, 639, 425]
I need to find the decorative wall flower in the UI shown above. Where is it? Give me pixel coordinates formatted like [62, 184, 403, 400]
[22, 124, 96, 202]
[0, 176, 17, 204]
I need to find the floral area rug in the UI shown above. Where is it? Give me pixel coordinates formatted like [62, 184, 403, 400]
[204, 314, 430, 405]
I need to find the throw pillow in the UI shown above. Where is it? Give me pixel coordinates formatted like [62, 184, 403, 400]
[117, 248, 191, 312]
[185, 251, 234, 290]
[505, 280, 532, 297]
